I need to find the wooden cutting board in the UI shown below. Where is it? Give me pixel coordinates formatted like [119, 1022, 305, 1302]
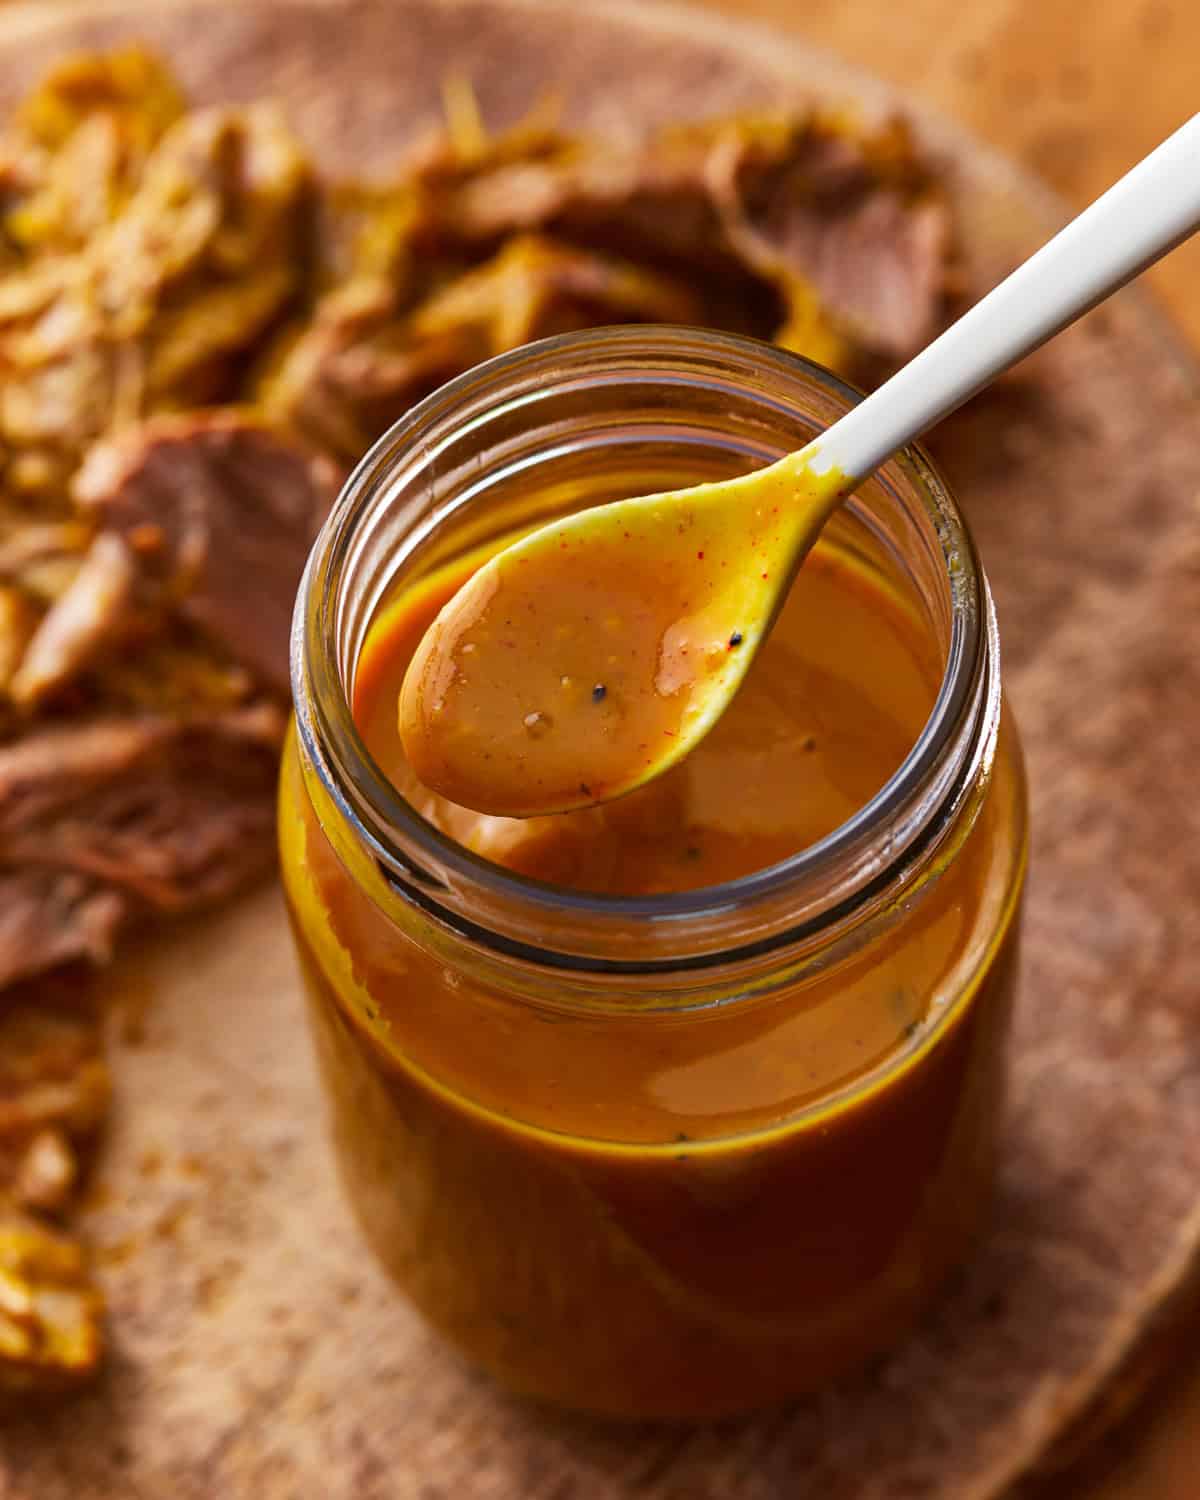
[4, 2, 1200, 1496]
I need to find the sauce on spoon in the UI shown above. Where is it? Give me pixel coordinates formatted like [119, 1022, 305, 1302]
[399, 455, 843, 816]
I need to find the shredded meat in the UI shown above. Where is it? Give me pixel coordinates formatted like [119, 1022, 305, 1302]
[264, 233, 703, 461]
[0, 703, 284, 989]
[0, 96, 310, 504]
[702, 116, 952, 361]
[0, 47, 184, 257]
[0, 1206, 103, 1393]
[262, 110, 950, 460]
[0, 991, 109, 1215]
[8, 532, 138, 707]
[0, 977, 108, 1392]
[409, 110, 951, 358]
[259, 276, 470, 463]
[72, 412, 342, 695]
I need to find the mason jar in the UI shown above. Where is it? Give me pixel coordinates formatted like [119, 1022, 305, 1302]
[279, 327, 1027, 1421]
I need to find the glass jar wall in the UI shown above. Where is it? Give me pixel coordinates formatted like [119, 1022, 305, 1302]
[280, 329, 1027, 1420]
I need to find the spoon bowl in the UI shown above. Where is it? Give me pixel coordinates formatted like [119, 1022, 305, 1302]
[399, 448, 844, 816]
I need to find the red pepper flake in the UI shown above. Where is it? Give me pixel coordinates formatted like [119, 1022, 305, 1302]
[761, 572, 769, 580]
[663, 729, 676, 738]
[697, 551, 705, 560]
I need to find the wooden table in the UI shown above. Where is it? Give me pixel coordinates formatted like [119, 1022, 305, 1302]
[692, 2, 1200, 1495]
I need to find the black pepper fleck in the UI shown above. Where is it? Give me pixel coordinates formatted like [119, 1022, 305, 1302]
[592, 683, 607, 702]
[728, 631, 743, 648]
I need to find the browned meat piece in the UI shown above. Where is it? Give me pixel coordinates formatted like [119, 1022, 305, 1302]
[263, 233, 703, 462]
[0, 101, 310, 504]
[0, 517, 256, 721]
[14, 46, 182, 152]
[0, 521, 91, 597]
[0, 1206, 103, 1393]
[0, 586, 37, 694]
[413, 111, 950, 367]
[259, 275, 471, 462]
[0, 993, 108, 1216]
[442, 130, 729, 270]
[72, 412, 343, 695]
[79, 630, 256, 720]
[409, 232, 701, 349]
[8, 533, 138, 708]
[0, 869, 123, 984]
[0, 702, 284, 989]
[703, 116, 952, 362]
[266, 110, 950, 462]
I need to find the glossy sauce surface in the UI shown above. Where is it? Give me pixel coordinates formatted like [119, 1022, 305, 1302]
[369, 535, 935, 898]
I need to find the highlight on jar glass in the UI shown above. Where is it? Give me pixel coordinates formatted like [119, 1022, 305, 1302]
[280, 327, 1028, 1421]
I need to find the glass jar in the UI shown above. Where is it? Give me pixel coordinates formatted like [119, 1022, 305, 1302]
[280, 328, 1027, 1421]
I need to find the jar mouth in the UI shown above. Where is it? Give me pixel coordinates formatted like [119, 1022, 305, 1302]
[293, 326, 995, 973]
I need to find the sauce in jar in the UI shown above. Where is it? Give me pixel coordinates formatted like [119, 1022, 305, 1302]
[281, 329, 1028, 1419]
[368, 534, 938, 901]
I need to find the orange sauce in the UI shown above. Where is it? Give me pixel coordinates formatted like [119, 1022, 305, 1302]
[375, 539, 931, 897]
[279, 527, 1027, 1417]
[397, 465, 843, 818]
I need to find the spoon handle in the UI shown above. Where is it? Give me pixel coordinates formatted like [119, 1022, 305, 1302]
[806, 111, 1200, 485]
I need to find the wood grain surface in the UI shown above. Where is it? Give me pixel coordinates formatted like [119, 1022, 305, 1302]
[685, 8, 1200, 1496]
[2, 3, 1199, 1497]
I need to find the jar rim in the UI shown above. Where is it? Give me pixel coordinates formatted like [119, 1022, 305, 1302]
[293, 326, 996, 974]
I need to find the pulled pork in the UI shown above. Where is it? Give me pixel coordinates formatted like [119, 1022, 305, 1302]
[71, 412, 341, 696]
[0, 979, 108, 1392]
[264, 231, 705, 462]
[0, 1205, 104, 1393]
[262, 109, 952, 460]
[0, 702, 285, 988]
